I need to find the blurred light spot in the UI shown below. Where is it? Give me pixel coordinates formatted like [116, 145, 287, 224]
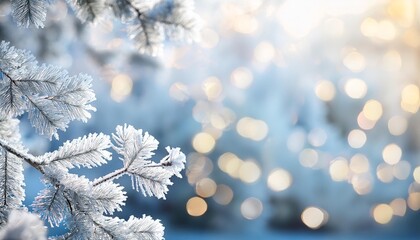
[203, 126, 223, 140]
[241, 197, 263, 220]
[192, 132, 216, 154]
[413, 167, 420, 183]
[232, 15, 259, 34]
[407, 192, 420, 211]
[408, 182, 420, 193]
[254, 41, 275, 63]
[377, 163, 394, 183]
[196, 178, 217, 198]
[376, 20, 397, 41]
[202, 77, 223, 101]
[308, 128, 327, 147]
[347, 129, 367, 149]
[267, 168, 292, 192]
[360, 17, 377, 37]
[343, 51, 366, 72]
[169, 82, 189, 102]
[186, 197, 207, 217]
[382, 143, 402, 165]
[351, 174, 373, 195]
[210, 113, 228, 130]
[193, 101, 211, 123]
[218, 153, 237, 171]
[231, 67, 253, 89]
[323, 1, 373, 15]
[344, 78, 367, 99]
[350, 154, 370, 174]
[277, 0, 323, 38]
[401, 84, 419, 113]
[403, 29, 420, 47]
[239, 161, 261, 183]
[329, 158, 349, 181]
[387, 0, 414, 27]
[315, 80, 336, 102]
[110, 74, 133, 102]
[373, 204, 393, 224]
[287, 129, 306, 153]
[236, 117, 268, 141]
[301, 207, 328, 229]
[200, 28, 219, 49]
[363, 99, 383, 121]
[187, 154, 214, 184]
[390, 198, 407, 217]
[393, 160, 411, 180]
[382, 50, 402, 72]
[213, 184, 233, 205]
[299, 148, 319, 168]
[388, 116, 407, 136]
[218, 153, 243, 179]
[357, 112, 376, 130]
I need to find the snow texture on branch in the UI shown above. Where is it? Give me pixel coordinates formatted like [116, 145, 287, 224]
[0, 41, 96, 139]
[11, 0, 48, 28]
[125, 0, 201, 55]
[32, 184, 69, 227]
[0, 146, 25, 213]
[0, 41, 185, 239]
[9, 0, 201, 55]
[111, 124, 186, 199]
[40, 133, 112, 169]
[66, 0, 107, 23]
[112, 124, 159, 167]
[0, 117, 26, 220]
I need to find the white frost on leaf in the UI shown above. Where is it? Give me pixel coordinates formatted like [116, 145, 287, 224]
[91, 181, 127, 215]
[32, 184, 68, 227]
[11, 0, 48, 28]
[125, 215, 164, 240]
[112, 124, 158, 167]
[0, 146, 25, 211]
[41, 133, 112, 169]
[0, 41, 96, 139]
[160, 147, 186, 178]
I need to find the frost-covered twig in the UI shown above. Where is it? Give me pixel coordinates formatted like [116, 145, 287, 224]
[8, 0, 201, 55]
[0, 41, 186, 239]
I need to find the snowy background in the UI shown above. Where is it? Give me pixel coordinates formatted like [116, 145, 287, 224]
[1, 0, 420, 238]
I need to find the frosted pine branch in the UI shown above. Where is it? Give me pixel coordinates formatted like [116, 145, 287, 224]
[32, 184, 69, 227]
[11, 0, 48, 28]
[40, 133, 112, 169]
[93, 124, 186, 199]
[0, 42, 186, 239]
[0, 145, 25, 211]
[124, 0, 201, 55]
[66, 0, 107, 23]
[7, 0, 201, 55]
[0, 41, 96, 139]
[125, 215, 165, 240]
[112, 124, 158, 167]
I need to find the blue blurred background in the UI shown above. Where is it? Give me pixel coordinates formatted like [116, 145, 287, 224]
[1, 0, 420, 239]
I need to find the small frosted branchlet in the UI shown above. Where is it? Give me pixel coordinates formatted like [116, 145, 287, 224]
[9, 0, 201, 55]
[0, 41, 186, 239]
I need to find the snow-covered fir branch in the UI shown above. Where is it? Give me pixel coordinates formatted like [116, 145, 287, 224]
[0, 41, 186, 239]
[8, 0, 201, 55]
[0, 41, 95, 140]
